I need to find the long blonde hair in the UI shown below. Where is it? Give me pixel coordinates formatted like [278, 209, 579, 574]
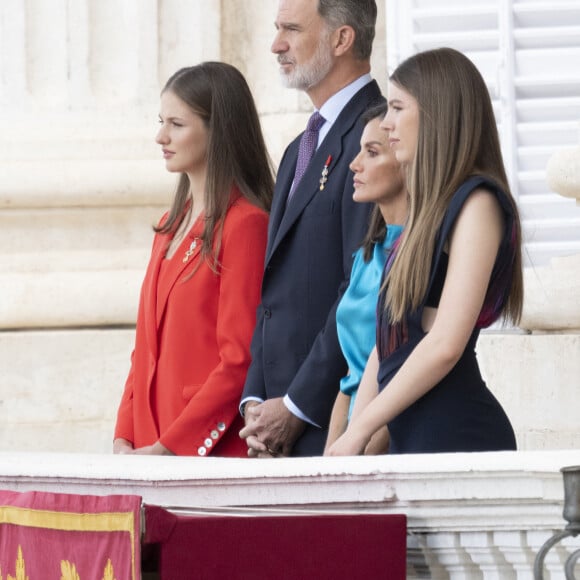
[384, 48, 523, 324]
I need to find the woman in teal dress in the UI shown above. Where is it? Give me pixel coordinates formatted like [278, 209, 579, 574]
[324, 103, 407, 454]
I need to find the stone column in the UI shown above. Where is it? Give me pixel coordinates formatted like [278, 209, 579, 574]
[0, 0, 223, 328]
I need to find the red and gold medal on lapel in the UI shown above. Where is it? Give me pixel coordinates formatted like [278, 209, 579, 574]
[319, 155, 332, 191]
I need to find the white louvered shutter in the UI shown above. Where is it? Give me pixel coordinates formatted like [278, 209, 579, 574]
[386, 0, 580, 266]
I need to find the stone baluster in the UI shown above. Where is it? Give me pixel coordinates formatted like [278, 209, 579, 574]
[407, 532, 450, 578]
[528, 529, 573, 579]
[421, 532, 480, 578]
[406, 529, 580, 578]
[459, 531, 515, 579]
[494, 531, 537, 580]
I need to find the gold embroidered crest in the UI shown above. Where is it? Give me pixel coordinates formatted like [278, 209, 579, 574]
[1, 547, 117, 579]
[101, 559, 116, 580]
[60, 560, 80, 580]
[7, 546, 29, 580]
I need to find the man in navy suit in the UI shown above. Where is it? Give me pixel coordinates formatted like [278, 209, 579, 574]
[240, 0, 381, 457]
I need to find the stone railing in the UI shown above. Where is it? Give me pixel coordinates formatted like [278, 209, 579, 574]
[1, 450, 579, 578]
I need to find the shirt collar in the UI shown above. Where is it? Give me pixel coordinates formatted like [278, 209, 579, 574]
[316, 73, 373, 144]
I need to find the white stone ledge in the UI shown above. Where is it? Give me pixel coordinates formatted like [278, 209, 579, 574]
[0, 160, 174, 208]
[0, 450, 575, 532]
[5, 450, 579, 578]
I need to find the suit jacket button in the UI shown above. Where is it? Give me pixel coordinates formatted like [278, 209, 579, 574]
[264, 309, 271, 318]
[211, 430, 219, 439]
[204, 438, 213, 448]
[197, 446, 207, 456]
[217, 422, 226, 431]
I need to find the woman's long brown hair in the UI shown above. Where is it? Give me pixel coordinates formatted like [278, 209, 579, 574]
[155, 62, 274, 272]
[384, 48, 523, 325]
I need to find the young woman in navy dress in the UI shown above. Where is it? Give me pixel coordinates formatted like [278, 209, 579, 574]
[327, 48, 523, 456]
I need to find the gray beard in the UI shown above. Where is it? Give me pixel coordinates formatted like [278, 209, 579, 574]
[279, 45, 333, 91]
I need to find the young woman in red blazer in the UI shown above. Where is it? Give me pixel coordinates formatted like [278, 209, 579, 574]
[113, 62, 274, 456]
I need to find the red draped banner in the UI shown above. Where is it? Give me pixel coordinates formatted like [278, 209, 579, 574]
[144, 506, 407, 579]
[0, 490, 141, 580]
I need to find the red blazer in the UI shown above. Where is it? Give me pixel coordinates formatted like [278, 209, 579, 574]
[115, 193, 268, 456]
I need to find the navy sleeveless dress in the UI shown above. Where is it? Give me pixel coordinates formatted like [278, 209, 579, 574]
[376, 176, 517, 454]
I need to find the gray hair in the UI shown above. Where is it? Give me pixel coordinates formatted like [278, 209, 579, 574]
[318, 0, 377, 60]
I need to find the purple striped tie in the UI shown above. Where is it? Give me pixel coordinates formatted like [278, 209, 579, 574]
[287, 111, 325, 204]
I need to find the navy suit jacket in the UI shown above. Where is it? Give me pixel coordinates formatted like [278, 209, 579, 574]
[243, 80, 383, 456]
